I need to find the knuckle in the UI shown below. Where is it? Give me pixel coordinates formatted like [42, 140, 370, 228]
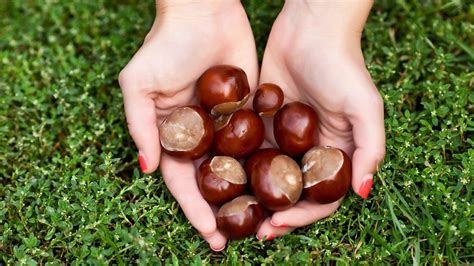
[199, 226, 216, 238]
[373, 146, 386, 162]
[118, 68, 132, 89]
[373, 94, 384, 110]
[364, 89, 384, 110]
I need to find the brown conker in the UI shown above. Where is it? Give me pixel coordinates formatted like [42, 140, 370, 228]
[244, 148, 282, 177]
[198, 156, 247, 206]
[302, 146, 352, 204]
[217, 195, 264, 240]
[252, 83, 284, 116]
[273, 102, 318, 157]
[196, 65, 250, 115]
[213, 109, 265, 158]
[159, 105, 213, 159]
[249, 152, 303, 211]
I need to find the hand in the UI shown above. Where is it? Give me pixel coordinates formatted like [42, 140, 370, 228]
[118, 0, 258, 251]
[256, 1, 385, 240]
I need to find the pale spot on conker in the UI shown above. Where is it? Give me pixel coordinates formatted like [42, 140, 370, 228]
[269, 155, 303, 203]
[159, 107, 205, 151]
[217, 195, 258, 217]
[210, 156, 247, 184]
[302, 146, 344, 188]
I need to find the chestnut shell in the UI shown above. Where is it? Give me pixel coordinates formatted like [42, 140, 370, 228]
[253, 83, 284, 116]
[213, 109, 265, 158]
[250, 152, 303, 211]
[302, 146, 352, 204]
[273, 102, 318, 157]
[217, 195, 264, 240]
[196, 65, 250, 115]
[198, 156, 247, 206]
[159, 105, 213, 159]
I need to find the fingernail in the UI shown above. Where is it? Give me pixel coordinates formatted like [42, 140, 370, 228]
[270, 220, 287, 228]
[211, 245, 225, 252]
[266, 234, 276, 241]
[358, 175, 373, 199]
[138, 151, 148, 172]
[256, 234, 262, 241]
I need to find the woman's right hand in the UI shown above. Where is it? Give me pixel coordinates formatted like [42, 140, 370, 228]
[118, 0, 259, 251]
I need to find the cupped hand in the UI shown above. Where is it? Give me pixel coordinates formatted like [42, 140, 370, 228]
[256, 2, 386, 240]
[118, 1, 258, 251]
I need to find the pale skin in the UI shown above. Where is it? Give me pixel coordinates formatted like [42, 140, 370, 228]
[119, 0, 385, 251]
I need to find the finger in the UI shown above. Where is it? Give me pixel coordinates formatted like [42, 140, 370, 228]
[223, 37, 259, 90]
[317, 113, 355, 156]
[153, 87, 195, 116]
[348, 94, 386, 199]
[202, 232, 227, 252]
[119, 72, 161, 173]
[256, 218, 296, 241]
[160, 153, 227, 250]
[202, 205, 227, 252]
[270, 200, 340, 228]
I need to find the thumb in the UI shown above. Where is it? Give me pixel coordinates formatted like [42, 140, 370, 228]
[119, 72, 161, 174]
[349, 96, 386, 199]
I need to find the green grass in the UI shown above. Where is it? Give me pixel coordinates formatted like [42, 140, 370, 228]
[1, 0, 473, 264]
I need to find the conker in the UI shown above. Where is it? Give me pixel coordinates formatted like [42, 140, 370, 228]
[302, 146, 352, 204]
[159, 105, 213, 159]
[196, 65, 250, 115]
[198, 156, 247, 206]
[213, 109, 265, 158]
[244, 148, 282, 177]
[249, 152, 303, 211]
[217, 195, 264, 240]
[252, 83, 284, 116]
[273, 102, 318, 157]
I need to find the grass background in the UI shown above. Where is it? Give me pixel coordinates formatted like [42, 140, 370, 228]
[1, 0, 473, 264]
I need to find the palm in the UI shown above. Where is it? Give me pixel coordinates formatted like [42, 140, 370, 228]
[256, 15, 384, 238]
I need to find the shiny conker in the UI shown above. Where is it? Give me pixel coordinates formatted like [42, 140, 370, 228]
[273, 102, 318, 157]
[213, 109, 265, 158]
[302, 146, 352, 204]
[216, 195, 264, 240]
[196, 65, 250, 115]
[249, 152, 303, 211]
[244, 148, 282, 177]
[252, 83, 284, 116]
[198, 156, 247, 206]
[159, 105, 213, 159]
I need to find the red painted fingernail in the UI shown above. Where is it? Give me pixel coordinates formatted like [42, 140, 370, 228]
[358, 178, 373, 199]
[266, 234, 276, 241]
[138, 152, 148, 172]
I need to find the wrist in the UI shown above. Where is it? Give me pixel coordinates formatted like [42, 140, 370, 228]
[156, 0, 242, 18]
[281, 0, 373, 45]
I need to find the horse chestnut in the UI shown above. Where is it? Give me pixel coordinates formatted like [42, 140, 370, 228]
[217, 195, 264, 240]
[213, 109, 265, 158]
[198, 156, 247, 206]
[302, 146, 352, 204]
[273, 102, 318, 157]
[253, 83, 284, 116]
[244, 148, 282, 177]
[249, 152, 303, 211]
[159, 105, 213, 159]
[196, 65, 250, 115]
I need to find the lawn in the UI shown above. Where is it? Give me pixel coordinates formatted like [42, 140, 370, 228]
[1, 0, 473, 264]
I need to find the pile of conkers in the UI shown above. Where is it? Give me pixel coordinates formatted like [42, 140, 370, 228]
[159, 65, 352, 240]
